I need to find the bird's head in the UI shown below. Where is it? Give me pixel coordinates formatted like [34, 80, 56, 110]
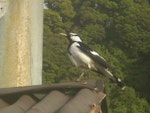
[60, 32, 82, 42]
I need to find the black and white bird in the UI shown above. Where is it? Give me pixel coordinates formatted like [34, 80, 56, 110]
[60, 32, 125, 89]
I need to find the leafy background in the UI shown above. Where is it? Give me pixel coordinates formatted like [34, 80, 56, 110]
[43, 0, 150, 113]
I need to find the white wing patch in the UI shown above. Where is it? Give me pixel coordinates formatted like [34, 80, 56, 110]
[90, 51, 99, 56]
[90, 50, 106, 61]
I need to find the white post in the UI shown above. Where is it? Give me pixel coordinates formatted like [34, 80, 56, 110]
[0, 0, 43, 87]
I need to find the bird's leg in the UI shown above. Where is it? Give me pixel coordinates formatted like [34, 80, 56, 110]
[76, 72, 84, 81]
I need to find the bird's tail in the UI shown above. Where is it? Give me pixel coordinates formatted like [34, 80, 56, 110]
[96, 66, 125, 90]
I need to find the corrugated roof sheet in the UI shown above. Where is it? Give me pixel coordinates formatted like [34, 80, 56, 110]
[0, 80, 108, 113]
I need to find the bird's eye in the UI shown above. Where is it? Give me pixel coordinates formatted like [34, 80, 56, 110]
[72, 34, 78, 36]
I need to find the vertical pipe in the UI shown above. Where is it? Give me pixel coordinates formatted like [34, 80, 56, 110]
[30, 0, 43, 85]
[0, 0, 43, 87]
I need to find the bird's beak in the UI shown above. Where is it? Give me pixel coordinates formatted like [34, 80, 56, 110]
[60, 33, 67, 37]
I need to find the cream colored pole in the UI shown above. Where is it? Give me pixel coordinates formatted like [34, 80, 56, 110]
[0, 0, 43, 87]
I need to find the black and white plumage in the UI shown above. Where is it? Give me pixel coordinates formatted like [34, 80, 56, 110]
[60, 32, 125, 89]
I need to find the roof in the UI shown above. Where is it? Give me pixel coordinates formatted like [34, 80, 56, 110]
[0, 80, 108, 113]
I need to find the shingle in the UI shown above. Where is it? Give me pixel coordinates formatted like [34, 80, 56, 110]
[0, 95, 36, 113]
[27, 90, 70, 113]
[0, 99, 9, 108]
[0, 80, 108, 113]
[58, 88, 101, 113]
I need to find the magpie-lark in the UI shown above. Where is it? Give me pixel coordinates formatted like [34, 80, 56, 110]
[60, 32, 125, 89]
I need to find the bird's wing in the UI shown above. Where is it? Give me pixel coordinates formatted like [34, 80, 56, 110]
[77, 42, 109, 68]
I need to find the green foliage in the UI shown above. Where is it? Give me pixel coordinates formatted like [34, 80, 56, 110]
[108, 87, 150, 113]
[43, 0, 150, 112]
[80, 24, 105, 43]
